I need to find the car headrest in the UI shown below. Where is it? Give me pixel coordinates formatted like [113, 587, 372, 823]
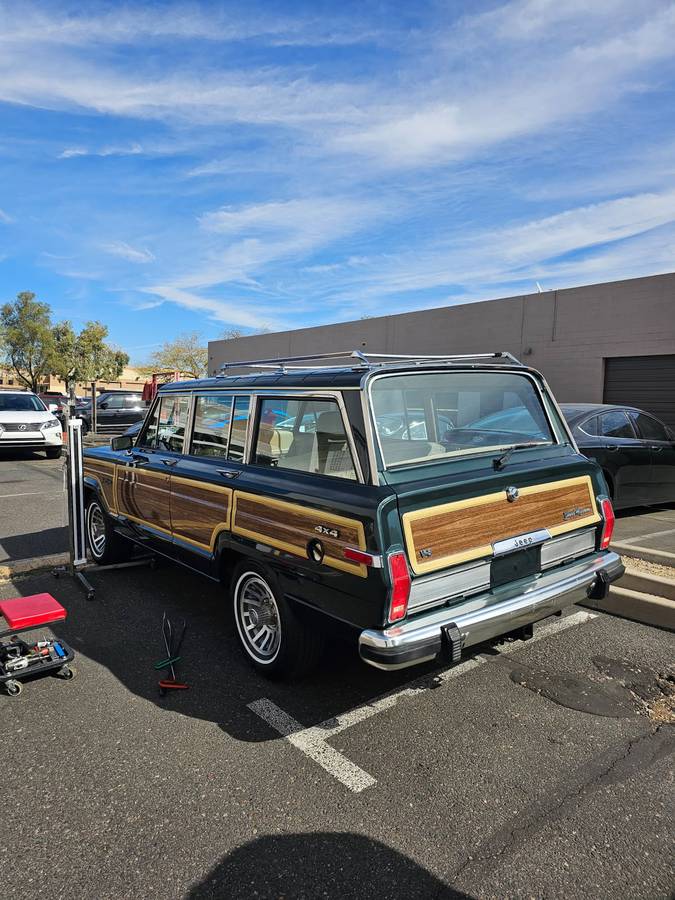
[316, 410, 345, 437]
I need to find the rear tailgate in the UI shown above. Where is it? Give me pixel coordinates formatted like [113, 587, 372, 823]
[393, 461, 603, 614]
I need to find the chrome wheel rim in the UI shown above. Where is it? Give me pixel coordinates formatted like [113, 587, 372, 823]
[87, 502, 106, 557]
[235, 573, 281, 663]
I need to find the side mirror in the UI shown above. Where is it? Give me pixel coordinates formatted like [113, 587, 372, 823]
[99, 401, 109, 410]
[111, 434, 133, 451]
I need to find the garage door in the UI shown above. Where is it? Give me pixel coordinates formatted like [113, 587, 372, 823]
[604, 355, 675, 430]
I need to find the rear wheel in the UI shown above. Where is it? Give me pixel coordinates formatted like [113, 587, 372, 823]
[85, 496, 130, 565]
[231, 562, 324, 679]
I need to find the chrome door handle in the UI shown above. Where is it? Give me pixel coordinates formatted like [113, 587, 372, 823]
[131, 452, 149, 464]
[162, 458, 178, 467]
[217, 468, 241, 479]
[650, 445, 663, 452]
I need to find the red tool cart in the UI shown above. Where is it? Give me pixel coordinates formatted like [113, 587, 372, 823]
[0, 594, 76, 697]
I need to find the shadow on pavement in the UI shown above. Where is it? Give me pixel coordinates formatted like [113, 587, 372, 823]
[3, 562, 447, 743]
[187, 832, 472, 899]
[0, 526, 68, 561]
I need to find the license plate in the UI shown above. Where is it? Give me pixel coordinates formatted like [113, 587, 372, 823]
[490, 546, 541, 588]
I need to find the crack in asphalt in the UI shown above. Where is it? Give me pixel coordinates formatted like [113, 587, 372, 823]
[452, 724, 674, 882]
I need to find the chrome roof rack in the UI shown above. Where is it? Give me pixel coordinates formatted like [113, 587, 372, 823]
[218, 350, 522, 374]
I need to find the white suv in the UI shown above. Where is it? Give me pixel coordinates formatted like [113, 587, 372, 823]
[0, 391, 63, 458]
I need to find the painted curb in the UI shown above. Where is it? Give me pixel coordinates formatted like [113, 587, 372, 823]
[0, 552, 69, 581]
[612, 541, 675, 568]
[582, 585, 675, 632]
[621, 567, 675, 602]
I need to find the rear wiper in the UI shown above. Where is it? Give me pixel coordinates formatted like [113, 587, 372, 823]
[493, 442, 547, 471]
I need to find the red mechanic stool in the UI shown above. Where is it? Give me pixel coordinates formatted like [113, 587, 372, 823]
[0, 593, 76, 697]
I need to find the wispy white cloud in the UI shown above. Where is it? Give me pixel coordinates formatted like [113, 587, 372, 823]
[0, 208, 13, 223]
[102, 241, 155, 264]
[59, 143, 143, 159]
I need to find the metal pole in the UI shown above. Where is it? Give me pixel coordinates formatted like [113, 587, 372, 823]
[90, 380, 97, 435]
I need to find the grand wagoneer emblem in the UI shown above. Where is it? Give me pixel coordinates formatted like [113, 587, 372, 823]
[562, 506, 592, 520]
[505, 486, 519, 503]
[315, 525, 339, 539]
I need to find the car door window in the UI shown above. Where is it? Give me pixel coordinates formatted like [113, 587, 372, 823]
[254, 397, 357, 480]
[157, 395, 190, 452]
[630, 412, 670, 442]
[124, 395, 143, 409]
[191, 395, 233, 457]
[102, 394, 125, 409]
[600, 410, 634, 439]
[139, 395, 190, 452]
[228, 396, 250, 462]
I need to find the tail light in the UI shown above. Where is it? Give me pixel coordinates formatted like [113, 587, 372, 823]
[599, 497, 615, 549]
[387, 551, 411, 623]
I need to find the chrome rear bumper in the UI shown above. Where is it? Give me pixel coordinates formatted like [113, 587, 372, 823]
[359, 551, 624, 671]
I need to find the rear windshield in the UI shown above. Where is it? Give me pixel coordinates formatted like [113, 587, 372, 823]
[0, 393, 46, 412]
[370, 371, 554, 468]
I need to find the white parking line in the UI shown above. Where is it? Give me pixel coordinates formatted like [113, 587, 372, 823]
[249, 610, 598, 792]
[0, 490, 65, 499]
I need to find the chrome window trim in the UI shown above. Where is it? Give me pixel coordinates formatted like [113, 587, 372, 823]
[364, 367, 562, 471]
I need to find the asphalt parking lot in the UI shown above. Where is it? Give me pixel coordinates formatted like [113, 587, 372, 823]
[0, 562, 673, 900]
[0, 450, 67, 562]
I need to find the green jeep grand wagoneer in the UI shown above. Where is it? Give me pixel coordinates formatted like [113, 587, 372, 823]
[82, 351, 623, 678]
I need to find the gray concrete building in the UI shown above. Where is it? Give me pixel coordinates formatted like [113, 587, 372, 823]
[209, 272, 675, 428]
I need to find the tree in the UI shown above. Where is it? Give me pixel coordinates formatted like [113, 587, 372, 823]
[220, 328, 244, 341]
[52, 321, 129, 399]
[0, 292, 55, 392]
[146, 331, 208, 379]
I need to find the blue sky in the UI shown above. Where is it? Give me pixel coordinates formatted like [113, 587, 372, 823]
[1, 0, 675, 363]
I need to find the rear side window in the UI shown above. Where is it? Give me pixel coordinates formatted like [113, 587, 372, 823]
[123, 395, 143, 409]
[600, 410, 634, 439]
[629, 412, 669, 442]
[578, 416, 598, 436]
[254, 397, 357, 480]
[191, 395, 233, 457]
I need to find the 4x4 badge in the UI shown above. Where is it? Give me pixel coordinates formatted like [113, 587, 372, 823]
[315, 525, 339, 539]
[506, 486, 519, 502]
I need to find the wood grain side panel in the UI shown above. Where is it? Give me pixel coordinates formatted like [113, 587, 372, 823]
[232, 491, 367, 577]
[170, 476, 232, 551]
[116, 466, 172, 535]
[403, 476, 600, 575]
[83, 459, 117, 514]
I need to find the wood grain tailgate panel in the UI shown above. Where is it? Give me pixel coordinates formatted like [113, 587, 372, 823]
[232, 491, 367, 577]
[403, 476, 600, 575]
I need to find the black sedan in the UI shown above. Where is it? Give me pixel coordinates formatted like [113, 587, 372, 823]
[561, 403, 675, 509]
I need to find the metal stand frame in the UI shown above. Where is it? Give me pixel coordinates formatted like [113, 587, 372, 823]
[57, 418, 155, 600]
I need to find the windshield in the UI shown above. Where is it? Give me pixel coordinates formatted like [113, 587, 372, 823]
[370, 371, 554, 468]
[0, 393, 47, 412]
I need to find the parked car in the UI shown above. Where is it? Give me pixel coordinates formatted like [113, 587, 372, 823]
[77, 391, 149, 435]
[561, 403, 675, 509]
[0, 390, 63, 458]
[82, 351, 622, 679]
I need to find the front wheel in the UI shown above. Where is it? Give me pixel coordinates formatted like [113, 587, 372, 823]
[46, 447, 62, 459]
[231, 563, 324, 679]
[85, 496, 130, 565]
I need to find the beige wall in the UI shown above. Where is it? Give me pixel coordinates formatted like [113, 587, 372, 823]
[208, 272, 675, 404]
[0, 365, 145, 395]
